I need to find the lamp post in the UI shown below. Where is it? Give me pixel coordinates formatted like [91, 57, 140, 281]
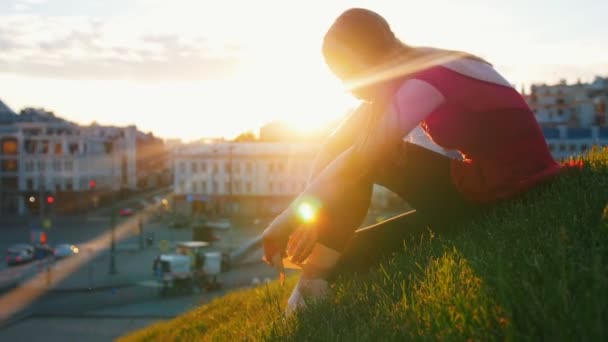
[108, 141, 117, 275]
[228, 144, 234, 216]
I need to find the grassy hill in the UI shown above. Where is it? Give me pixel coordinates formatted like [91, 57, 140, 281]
[122, 148, 608, 341]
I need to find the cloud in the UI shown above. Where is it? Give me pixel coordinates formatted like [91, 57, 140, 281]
[0, 14, 242, 81]
[14, 3, 29, 11]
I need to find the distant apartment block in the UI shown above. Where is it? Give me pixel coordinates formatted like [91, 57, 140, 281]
[542, 126, 608, 160]
[0, 101, 169, 216]
[172, 142, 317, 217]
[524, 76, 608, 159]
[525, 77, 608, 127]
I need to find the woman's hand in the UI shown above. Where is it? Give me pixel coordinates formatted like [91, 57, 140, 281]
[261, 209, 299, 284]
[287, 225, 319, 265]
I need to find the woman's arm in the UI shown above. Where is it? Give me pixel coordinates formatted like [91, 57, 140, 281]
[279, 79, 445, 232]
[264, 79, 445, 263]
[307, 103, 372, 183]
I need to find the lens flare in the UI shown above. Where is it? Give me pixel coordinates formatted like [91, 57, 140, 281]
[297, 202, 317, 223]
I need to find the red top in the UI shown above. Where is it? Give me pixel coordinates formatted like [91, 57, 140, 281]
[412, 66, 562, 203]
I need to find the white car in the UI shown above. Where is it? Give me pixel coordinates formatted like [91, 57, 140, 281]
[54, 244, 80, 259]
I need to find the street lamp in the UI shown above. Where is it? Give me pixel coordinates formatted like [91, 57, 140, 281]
[108, 140, 117, 275]
[228, 144, 234, 216]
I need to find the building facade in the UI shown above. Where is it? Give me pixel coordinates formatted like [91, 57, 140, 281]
[172, 142, 317, 217]
[525, 77, 608, 127]
[542, 126, 608, 160]
[0, 104, 141, 216]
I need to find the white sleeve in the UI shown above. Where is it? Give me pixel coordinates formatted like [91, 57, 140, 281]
[392, 79, 445, 139]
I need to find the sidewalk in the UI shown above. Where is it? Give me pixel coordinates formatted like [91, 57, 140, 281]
[83, 261, 287, 319]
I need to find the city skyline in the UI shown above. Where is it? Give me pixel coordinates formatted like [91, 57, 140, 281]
[1, 0, 607, 141]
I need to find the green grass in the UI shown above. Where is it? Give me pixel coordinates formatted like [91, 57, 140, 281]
[122, 148, 608, 341]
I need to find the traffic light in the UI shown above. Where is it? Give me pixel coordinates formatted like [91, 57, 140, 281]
[89, 180, 96, 189]
[46, 196, 55, 204]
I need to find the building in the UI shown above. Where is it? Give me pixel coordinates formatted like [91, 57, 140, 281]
[525, 77, 608, 127]
[0, 101, 152, 216]
[523, 76, 608, 159]
[136, 131, 170, 190]
[172, 142, 318, 217]
[542, 126, 608, 160]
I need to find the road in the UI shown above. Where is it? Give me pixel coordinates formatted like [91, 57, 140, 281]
[0, 207, 278, 340]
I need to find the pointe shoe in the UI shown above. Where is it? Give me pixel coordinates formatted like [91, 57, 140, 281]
[284, 243, 340, 315]
[285, 277, 329, 315]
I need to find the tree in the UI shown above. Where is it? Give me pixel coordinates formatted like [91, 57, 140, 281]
[234, 131, 257, 142]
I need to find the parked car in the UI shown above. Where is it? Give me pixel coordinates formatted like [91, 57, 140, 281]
[6, 244, 35, 266]
[119, 208, 134, 216]
[53, 244, 80, 259]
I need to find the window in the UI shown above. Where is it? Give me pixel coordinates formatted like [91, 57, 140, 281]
[548, 144, 555, 152]
[225, 181, 230, 193]
[245, 162, 252, 173]
[25, 161, 34, 172]
[192, 182, 198, 193]
[55, 179, 62, 192]
[277, 163, 284, 173]
[69, 143, 79, 155]
[26, 178, 34, 191]
[559, 144, 566, 152]
[41, 141, 49, 154]
[234, 162, 240, 173]
[179, 180, 185, 193]
[225, 162, 231, 173]
[278, 182, 284, 193]
[234, 180, 241, 193]
[66, 180, 73, 191]
[64, 160, 73, 171]
[1, 159, 18, 172]
[246, 182, 252, 193]
[37, 160, 45, 171]
[569, 144, 577, 152]
[192, 162, 198, 173]
[1, 138, 18, 155]
[212, 181, 218, 194]
[213, 163, 219, 174]
[201, 162, 207, 172]
[54, 143, 63, 155]
[53, 160, 61, 172]
[269, 182, 274, 193]
[24, 140, 36, 154]
[581, 144, 589, 151]
[179, 162, 186, 174]
[201, 182, 207, 194]
[268, 162, 274, 173]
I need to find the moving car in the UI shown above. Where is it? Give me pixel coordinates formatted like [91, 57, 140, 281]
[54, 244, 80, 259]
[6, 244, 35, 266]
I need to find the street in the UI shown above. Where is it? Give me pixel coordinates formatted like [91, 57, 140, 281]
[0, 203, 280, 341]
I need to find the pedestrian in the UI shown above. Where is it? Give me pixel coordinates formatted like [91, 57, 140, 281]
[262, 8, 564, 314]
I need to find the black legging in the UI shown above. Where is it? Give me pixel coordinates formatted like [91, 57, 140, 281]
[314, 142, 482, 276]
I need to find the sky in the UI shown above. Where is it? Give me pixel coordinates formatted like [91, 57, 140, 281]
[0, 0, 607, 141]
